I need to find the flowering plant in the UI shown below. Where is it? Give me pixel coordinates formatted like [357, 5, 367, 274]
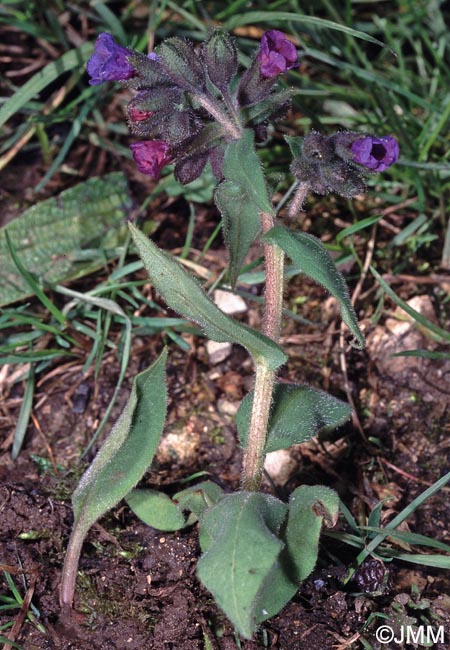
[60, 28, 398, 638]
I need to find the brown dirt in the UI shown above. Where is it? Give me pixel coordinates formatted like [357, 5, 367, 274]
[2, 14, 450, 649]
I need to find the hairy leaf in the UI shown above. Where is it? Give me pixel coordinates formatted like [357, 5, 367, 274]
[215, 180, 261, 288]
[126, 489, 186, 531]
[263, 226, 365, 348]
[72, 349, 167, 527]
[129, 223, 286, 370]
[61, 349, 168, 606]
[221, 129, 273, 215]
[1, 173, 130, 306]
[257, 485, 339, 622]
[197, 492, 287, 639]
[237, 383, 352, 452]
[174, 480, 224, 521]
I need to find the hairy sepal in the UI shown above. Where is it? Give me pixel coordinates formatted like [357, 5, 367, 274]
[203, 29, 238, 93]
[158, 37, 206, 91]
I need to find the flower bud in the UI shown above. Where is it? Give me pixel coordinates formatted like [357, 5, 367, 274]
[130, 140, 172, 178]
[87, 33, 135, 85]
[158, 37, 206, 91]
[203, 29, 238, 93]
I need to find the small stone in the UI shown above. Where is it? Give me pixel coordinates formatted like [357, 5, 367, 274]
[264, 449, 297, 486]
[206, 340, 232, 364]
[213, 289, 247, 315]
[217, 399, 239, 416]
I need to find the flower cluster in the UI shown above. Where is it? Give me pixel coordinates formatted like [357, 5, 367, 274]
[86, 29, 298, 181]
[291, 131, 399, 197]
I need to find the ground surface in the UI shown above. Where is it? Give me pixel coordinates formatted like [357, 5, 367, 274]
[2, 21, 450, 649]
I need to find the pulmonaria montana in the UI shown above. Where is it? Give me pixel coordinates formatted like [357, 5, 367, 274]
[350, 135, 399, 172]
[130, 141, 172, 179]
[259, 30, 298, 78]
[87, 33, 135, 85]
[290, 131, 400, 198]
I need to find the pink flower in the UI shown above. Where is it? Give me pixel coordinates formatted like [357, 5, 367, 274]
[259, 30, 297, 78]
[130, 141, 172, 178]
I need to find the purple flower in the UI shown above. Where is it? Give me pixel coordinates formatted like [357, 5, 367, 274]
[130, 140, 172, 178]
[350, 136, 399, 172]
[87, 33, 135, 86]
[258, 30, 297, 78]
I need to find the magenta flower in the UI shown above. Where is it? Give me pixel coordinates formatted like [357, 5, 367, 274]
[350, 136, 399, 172]
[258, 30, 297, 78]
[130, 141, 172, 178]
[87, 33, 135, 86]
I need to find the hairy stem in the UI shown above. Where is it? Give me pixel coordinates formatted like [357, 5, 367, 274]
[59, 525, 87, 609]
[241, 179, 311, 491]
[195, 93, 242, 140]
[288, 180, 310, 219]
[241, 211, 284, 491]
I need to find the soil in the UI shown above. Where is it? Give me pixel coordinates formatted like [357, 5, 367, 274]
[2, 16, 450, 650]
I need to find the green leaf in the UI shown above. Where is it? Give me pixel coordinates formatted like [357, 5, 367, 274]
[223, 11, 387, 50]
[257, 485, 339, 622]
[197, 492, 287, 639]
[371, 267, 450, 343]
[72, 349, 167, 528]
[221, 129, 273, 215]
[287, 485, 339, 581]
[284, 135, 303, 159]
[0, 43, 93, 129]
[129, 223, 286, 370]
[263, 226, 365, 349]
[215, 180, 261, 288]
[60, 350, 168, 606]
[237, 383, 352, 452]
[174, 480, 224, 521]
[1, 173, 131, 306]
[126, 489, 186, 531]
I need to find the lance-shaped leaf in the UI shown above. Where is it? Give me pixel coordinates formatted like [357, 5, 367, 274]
[129, 223, 286, 370]
[126, 489, 186, 531]
[263, 226, 365, 349]
[222, 129, 274, 215]
[197, 492, 287, 639]
[60, 350, 168, 607]
[215, 180, 261, 288]
[256, 485, 339, 623]
[237, 383, 352, 452]
[216, 130, 273, 286]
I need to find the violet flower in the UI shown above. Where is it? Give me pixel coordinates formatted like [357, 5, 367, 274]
[350, 136, 399, 172]
[87, 33, 135, 86]
[258, 30, 297, 78]
[130, 140, 172, 178]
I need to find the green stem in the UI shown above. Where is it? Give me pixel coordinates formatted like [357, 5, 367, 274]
[195, 93, 242, 140]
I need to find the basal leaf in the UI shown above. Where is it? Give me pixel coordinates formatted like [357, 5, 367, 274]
[1, 173, 131, 306]
[60, 350, 167, 606]
[221, 129, 274, 215]
[237, 383, 352, 452]
[263, 226, 365, 349]
[126, 489, 186, 531]
[286, 485, 339, 581]
[129, 223, 286, 370]
[174, 480, 224, 521]
[215, 180, 261, 288]
[257, 485, 339, 623]
[197, 492, 287, 639]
